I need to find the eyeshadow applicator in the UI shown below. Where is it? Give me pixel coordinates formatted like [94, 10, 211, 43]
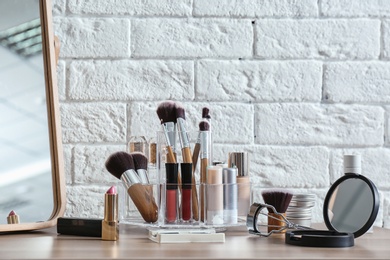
[105, 151, 158, 223]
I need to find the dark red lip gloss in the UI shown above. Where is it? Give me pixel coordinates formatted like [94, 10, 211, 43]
[181, 163, 193, 222]
[165, 163, 178, 223]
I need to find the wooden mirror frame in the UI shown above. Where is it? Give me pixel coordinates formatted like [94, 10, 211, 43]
[0, 0, 66, 232]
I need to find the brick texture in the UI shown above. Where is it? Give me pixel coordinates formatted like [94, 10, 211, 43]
[51, 0, 389, 226]
[256, 19, 380, 59]
[132, 18, 253, 58]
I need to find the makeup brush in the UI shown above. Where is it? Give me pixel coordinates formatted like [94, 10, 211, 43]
[192, 120, 210, 173]
[105, 151, 158, 223]
[131, 152, 149, 184]
[156, 101, 177, 164]
[262, 190, 293, 233]
[202, 107, 213, 164]
[192, 107, 211, 172]
[199, 120, 210, 222]
[176, 103, 199, 221]
[176, 103, 192, 163]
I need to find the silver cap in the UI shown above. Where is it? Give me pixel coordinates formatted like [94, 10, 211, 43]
[343, 154, 361, 174]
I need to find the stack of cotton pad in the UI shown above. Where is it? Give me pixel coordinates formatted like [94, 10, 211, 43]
[286, 194, 316, 227]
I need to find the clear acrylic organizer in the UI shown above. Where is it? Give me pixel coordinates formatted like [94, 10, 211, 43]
[119, 130, 251, 228]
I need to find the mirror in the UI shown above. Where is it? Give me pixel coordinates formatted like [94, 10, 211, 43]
[323, 174, 379, 238]
[0, 0, 65, 231]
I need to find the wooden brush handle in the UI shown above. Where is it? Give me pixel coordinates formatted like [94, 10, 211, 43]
[166, 146, 176, 163]
[191, 173, 199, 221]
[128, 184, 158, 223]
[181, 147, 199, 221]
[182, 147, 193, 164]
[200, 157, 208, 222]
[268, 213, 286, 233]
[192, 143, 200, 173]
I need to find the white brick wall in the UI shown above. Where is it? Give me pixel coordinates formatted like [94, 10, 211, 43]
[54, 0, 390, 227]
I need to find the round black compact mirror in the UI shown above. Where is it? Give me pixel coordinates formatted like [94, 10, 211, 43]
[323, 173, 379, 238]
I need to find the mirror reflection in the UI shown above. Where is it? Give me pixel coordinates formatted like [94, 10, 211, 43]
[327, 178, 374, 233]
[0, 0, 54, 224]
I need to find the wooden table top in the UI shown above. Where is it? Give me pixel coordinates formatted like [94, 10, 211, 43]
[0, 224, 389, 259]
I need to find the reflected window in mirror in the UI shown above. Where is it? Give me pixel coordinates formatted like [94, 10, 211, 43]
[327, 178, 374, 233]
[0, 0, 54, 224]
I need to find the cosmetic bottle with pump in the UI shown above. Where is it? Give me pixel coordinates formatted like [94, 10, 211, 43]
[228, 152, 251, 218]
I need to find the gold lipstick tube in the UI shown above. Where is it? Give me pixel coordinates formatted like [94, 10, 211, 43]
[7, 211, 20, 224]
[102, 187, 119, 241]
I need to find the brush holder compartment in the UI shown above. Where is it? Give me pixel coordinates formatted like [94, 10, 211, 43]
[156, 182, 252, 228]
[118, 180, 252, 228]
[118, 182, 160, 227]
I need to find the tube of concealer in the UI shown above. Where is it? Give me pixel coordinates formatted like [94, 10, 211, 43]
[206, 166, 223, 225]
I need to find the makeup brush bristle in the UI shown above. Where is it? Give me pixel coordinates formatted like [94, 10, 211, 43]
[261, 190, 293, 213]
[175, 103, 186, 119]
[131, 152, 148, 171]
[156, 100, 177, 123]
[105, 151, 135, 180]
[202, 107, 210, 119]
[199, 121, 210, 131]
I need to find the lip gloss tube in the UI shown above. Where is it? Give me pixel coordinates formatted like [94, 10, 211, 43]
[165, 163, 178, 223]
[181, 163, 193, 222]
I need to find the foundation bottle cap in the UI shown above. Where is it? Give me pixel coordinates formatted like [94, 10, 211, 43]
[180, 163, 192, 189]
[166, 163, 178, 190]
[343, 154, 361, 174]
[228, 152, 249, 177]
[223, 167, 237, 184]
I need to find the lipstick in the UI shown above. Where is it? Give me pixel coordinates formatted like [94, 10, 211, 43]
[7, 210, 20, 224]
[102, 186, 119, 241]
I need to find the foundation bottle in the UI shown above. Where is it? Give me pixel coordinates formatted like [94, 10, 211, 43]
[228, 152, 251, 217]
